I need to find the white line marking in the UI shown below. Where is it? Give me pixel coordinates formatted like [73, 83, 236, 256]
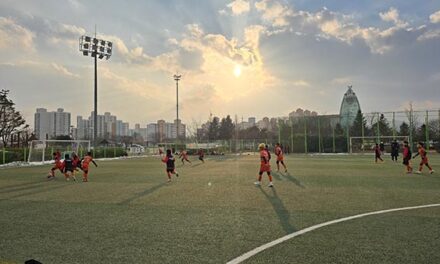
[227, 203, 440, 264]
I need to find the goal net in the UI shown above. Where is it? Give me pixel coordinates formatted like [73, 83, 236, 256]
[350, 136, 409, 154]
[28, 140, 91, 162]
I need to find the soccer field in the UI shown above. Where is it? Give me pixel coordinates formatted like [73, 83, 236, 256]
[1, 154, 440, 264]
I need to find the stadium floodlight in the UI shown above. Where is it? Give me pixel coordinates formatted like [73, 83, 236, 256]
[173, 74, 182, 143]
[79, 34, 112, 147]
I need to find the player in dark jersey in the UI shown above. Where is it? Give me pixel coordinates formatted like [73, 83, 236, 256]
[162, 149, 179, 182]
[402, 141, 412, 174]
[374, 143, 383, 163]
[197, 149, 205, 163]
[62, 153, 76, 181]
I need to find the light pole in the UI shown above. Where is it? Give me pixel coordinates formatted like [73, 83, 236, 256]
[173, 74, 181, 145]
[79, 34, 112, 147]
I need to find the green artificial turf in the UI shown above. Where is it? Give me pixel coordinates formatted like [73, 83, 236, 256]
[0, 154, 439, 263]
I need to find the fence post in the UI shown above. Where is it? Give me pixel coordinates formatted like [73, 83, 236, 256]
[24, 147, 27, 162]
[392, 112, 396, 139]
[2, 147, 5, 164]
[425, 110, 429, 150]
[113, 147, 116, 157]
[409, 107, 414, 152]
[290, 118, 293, 154]
[318, 117, 322, 153]
[346, 124, 350, 153]
[332, 126, 336, 153]
[104, 147, 107, 158]
[304, 116, 308, 154]
[278, 118, 281, 144]
[376, 112, 380, 143]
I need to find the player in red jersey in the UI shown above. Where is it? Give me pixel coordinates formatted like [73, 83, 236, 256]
[80, 151, 97, 182]
[274, 143, 287, 172]
[374, 143, 383, 163]
[413, 142, 434, 174]
[255, 143, 273, 187]
[402, 141, 413, 174]
[48, 151, 63, 179]
[162, 149, 179, 182]
[179, 149, 192, 165]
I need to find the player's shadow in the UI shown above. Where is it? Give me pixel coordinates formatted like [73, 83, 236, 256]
[284, 172, 305, 189]
[271, 172, 305, 189]
[2, 182, 72, 200]
[259, 187, 296, 234]
[0, 181, 46, 193]
[119, 182, 167, 205]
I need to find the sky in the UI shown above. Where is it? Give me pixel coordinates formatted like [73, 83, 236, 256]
[1, 0, 440, 128]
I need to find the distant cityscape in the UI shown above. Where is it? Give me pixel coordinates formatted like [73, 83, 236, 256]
[33, 86, 362, 145]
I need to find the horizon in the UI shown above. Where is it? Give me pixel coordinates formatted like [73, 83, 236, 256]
[1, 0, 440, 128]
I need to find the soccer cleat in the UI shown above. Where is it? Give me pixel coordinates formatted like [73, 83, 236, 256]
[167, 179, 171, 182]
[73, 176, 77, 182]
[285, 169, 288, 173]
[254, 181, 261, 186]
[414, 171, 422, 174]
[268, 182, 274, 187]
[430, 170, 435, 174]
[175, 172, 179, 177]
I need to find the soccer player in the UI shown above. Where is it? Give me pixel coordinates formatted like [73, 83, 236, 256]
[255, 143, 273, 187]
[390, 140, 399, 162]
[413, 142, 434, 174]
[374, 143, 383, 163]
[274, 143, 287, 172]
[62, 153, 76, 181]
[81, 151, 97, 182]
[197, 148, 205, 163]
[179, 149, 192, 165]
[162, 149, 179, 182]
[48, 151, 63, 179]
[402, 140, 413, 174]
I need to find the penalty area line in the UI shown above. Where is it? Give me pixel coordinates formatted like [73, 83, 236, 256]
[226, 203, 440, 264]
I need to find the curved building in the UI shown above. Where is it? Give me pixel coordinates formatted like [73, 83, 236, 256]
[339, 85, 361, 128]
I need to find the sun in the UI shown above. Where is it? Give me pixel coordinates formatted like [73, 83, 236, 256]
[233, 65, 242, 77]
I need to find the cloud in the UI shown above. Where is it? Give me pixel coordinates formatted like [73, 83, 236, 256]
[51, 63, 79, 78]
[417, 29, 440, 41]
[379, 7, 408, 28]
[227, 0, 250, 16]
[429, 10, 440, 24]
[292, 80, 310, 87]
[0, 16, 35, 51]
[255, 0, 293, 27]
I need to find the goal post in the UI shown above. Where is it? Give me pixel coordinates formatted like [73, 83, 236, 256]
[349, 136, 409, 154]
[28, 140, 91, 162]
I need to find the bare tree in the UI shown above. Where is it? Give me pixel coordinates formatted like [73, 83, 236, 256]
[0, 89, 28, 147]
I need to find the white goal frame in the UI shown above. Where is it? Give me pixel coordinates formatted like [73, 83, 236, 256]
[349, 136, 409, 154]
[28, 139, 91, 162]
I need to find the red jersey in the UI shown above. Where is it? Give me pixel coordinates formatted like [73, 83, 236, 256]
[403, 146, 411, 159]
[260, 150, 271, 172]
[417, 147, 428, 163]
[275, 146, 284, 161]
[82, 155, 94, 169]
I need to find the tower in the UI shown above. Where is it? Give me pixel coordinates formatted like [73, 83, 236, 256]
[339, 85, 361, 128]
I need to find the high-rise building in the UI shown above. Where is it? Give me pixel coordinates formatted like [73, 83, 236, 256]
[339, 85, 361, 128]
[34, 108, 71, 140]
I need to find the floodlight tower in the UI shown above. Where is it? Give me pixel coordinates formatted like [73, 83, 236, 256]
[173, 74, 181, 143]
[79, 34, 112, 147]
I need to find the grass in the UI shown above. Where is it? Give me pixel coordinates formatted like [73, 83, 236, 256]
[0, 154, 440, 263]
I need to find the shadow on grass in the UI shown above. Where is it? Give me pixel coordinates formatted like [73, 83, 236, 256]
[0, 180, 47, 193]
[191, 163, 204, 168]
[284, 172, 305, 189]
[259, 187, 296, 234]
[1, 181, 72, 200]
[271, 171, 305, 188]
[119, 182, 168, 205]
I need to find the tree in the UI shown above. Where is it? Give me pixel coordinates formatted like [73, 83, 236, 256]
[219, 115, 234, 140]
[399, 122, 409, 136]
[208, 116, 219, 141]
[371, 114, 392, 137]
[350, 110, 368, 137]
[0, 89, 28, 147]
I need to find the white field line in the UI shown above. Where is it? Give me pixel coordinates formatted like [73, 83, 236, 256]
[227, 203, 440, 264]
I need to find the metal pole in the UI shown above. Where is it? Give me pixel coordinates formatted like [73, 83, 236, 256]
[304, 116, 307, 154]
[332, 126, 336, 153]
[392, 112, 396, 139]
[425, 110, 429, 150]
[94, 53, 98, 147]
[409, 107, 413, 152]
[318, 117, 321, 153]
[278, 118, 281, 144]
[176, 79, 179, 141]
[377, 112, 380, 143]
[290, 118, 293, 154]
